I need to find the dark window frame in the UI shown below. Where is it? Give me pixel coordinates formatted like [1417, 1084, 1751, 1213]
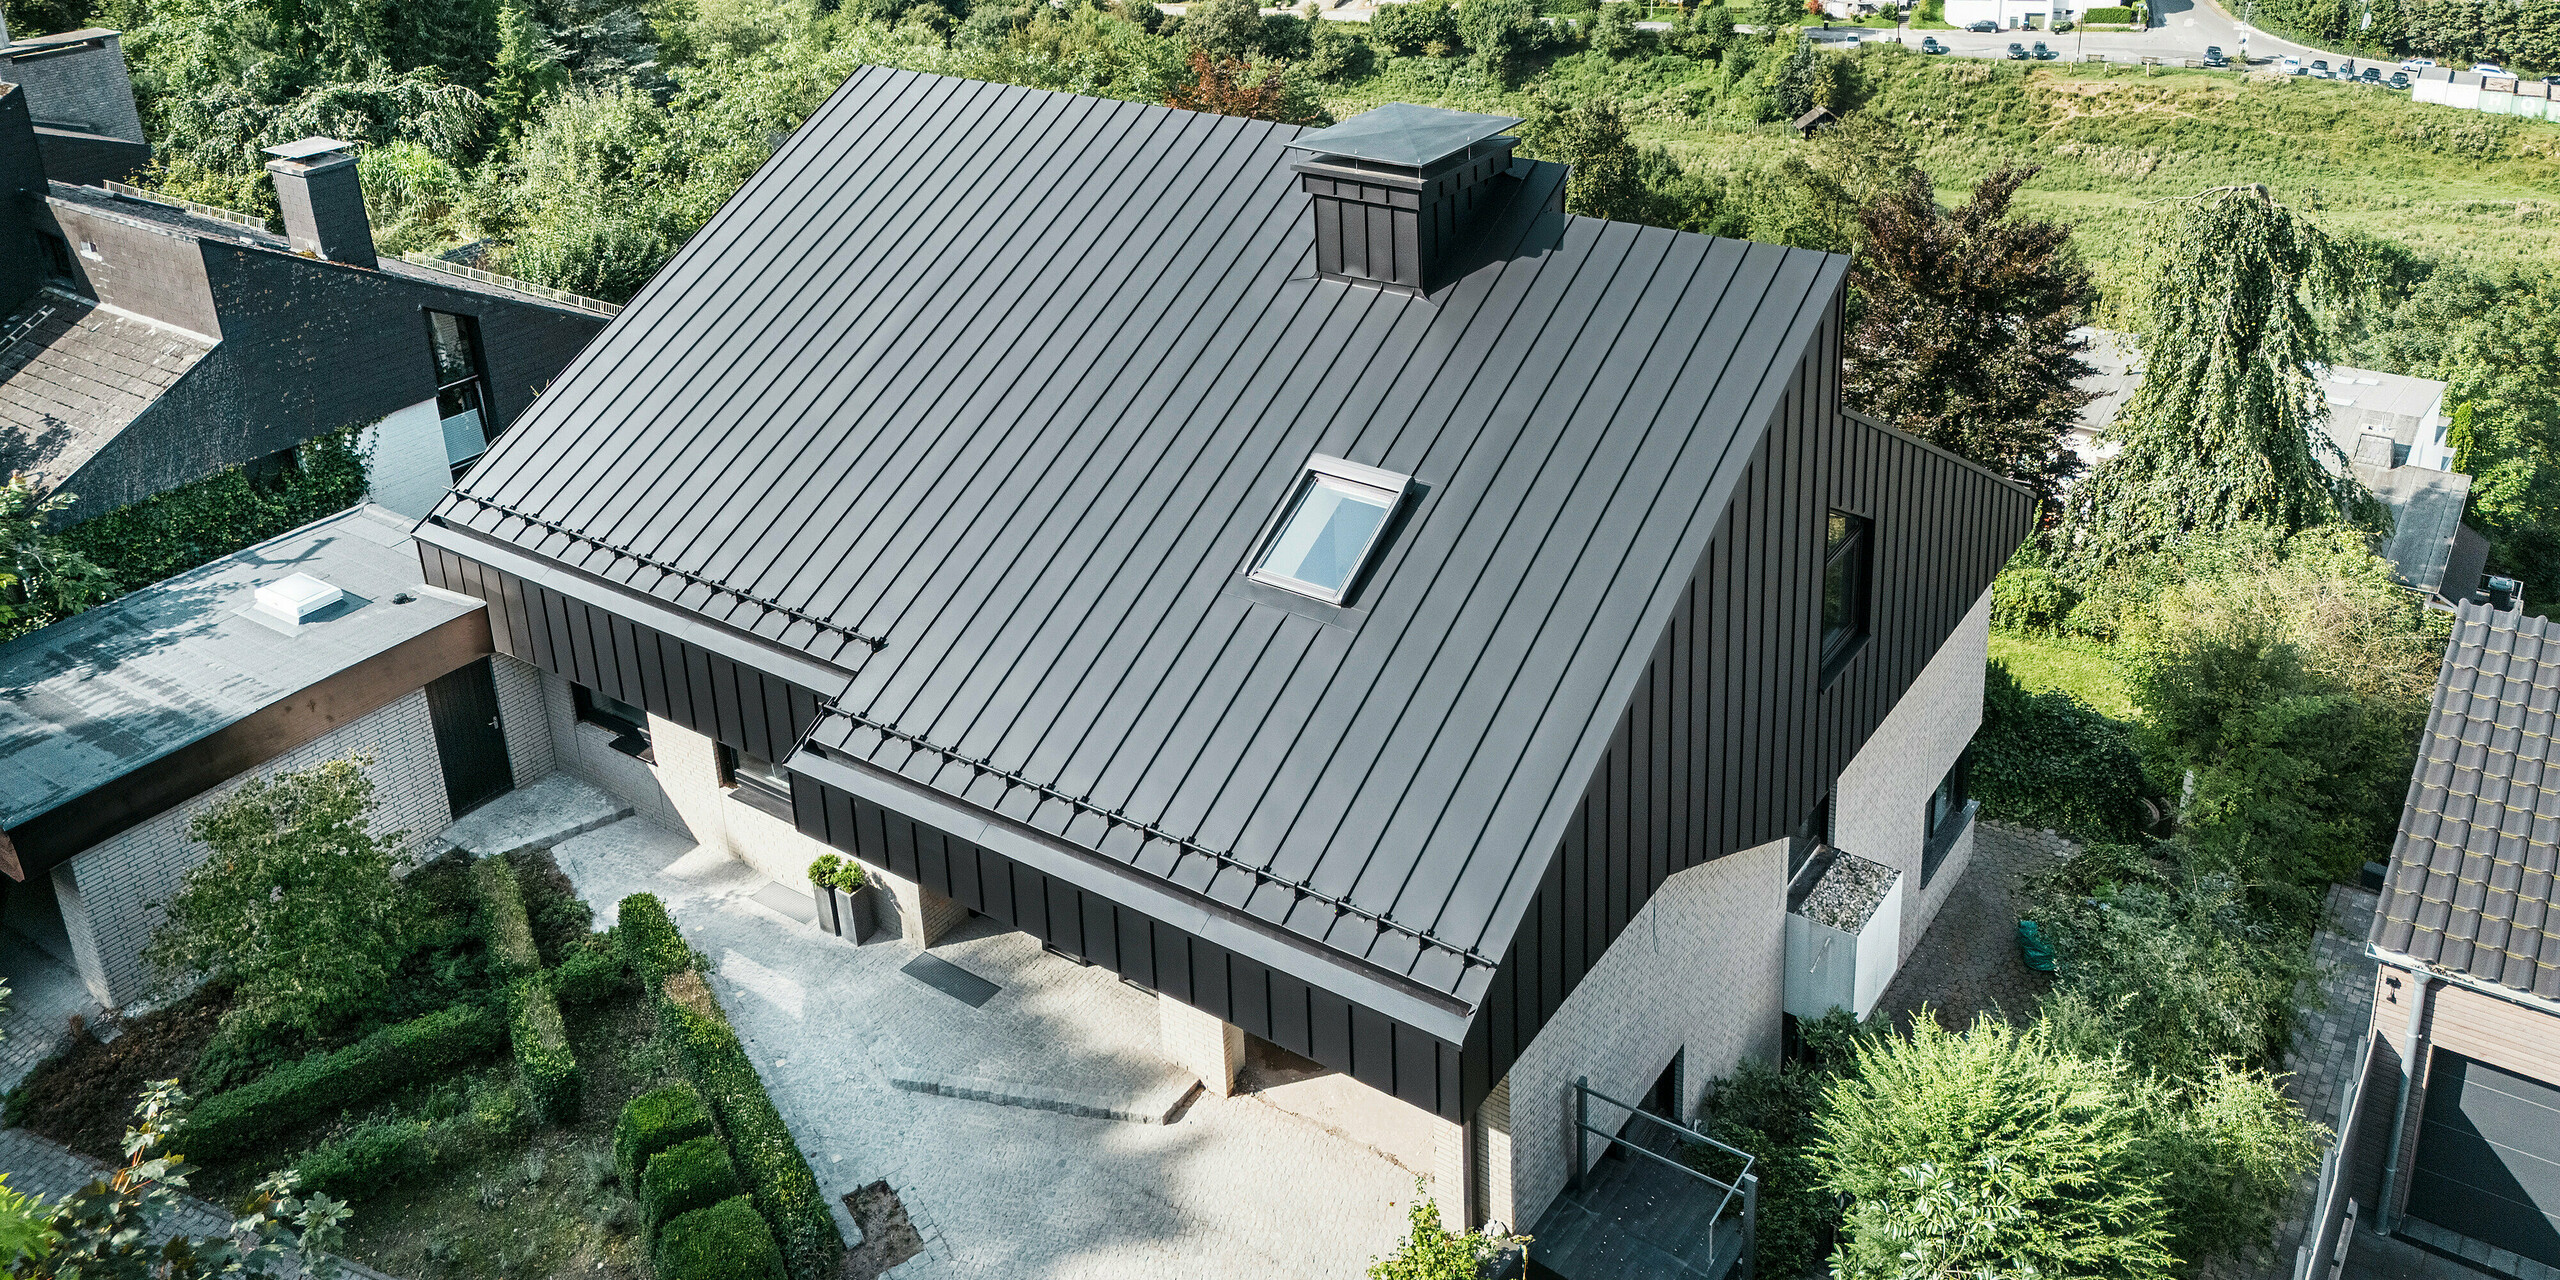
[573, 683, 653, 762]
[717, 743, 796, 821]
[424, 309, 495, 474]
[1921, 751, 1974, 888]
[1821, 509, 1873, 685]
[37, 231, 78, 286]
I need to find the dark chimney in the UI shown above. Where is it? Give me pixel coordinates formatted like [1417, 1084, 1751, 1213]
[0, 84, 47, 316]
[1284, 103, 1524, 296]
[263, 136, 375, 269]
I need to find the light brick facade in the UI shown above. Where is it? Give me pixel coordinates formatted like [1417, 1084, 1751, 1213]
[1831, 587, 1991, 962]
[491, 652, 557, 788]
[52, 689, 452, 1007]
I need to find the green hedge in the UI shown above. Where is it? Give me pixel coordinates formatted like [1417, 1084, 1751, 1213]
[617, 1083, 714, 1186]
[643, 1134, 744, 1231]
[618, 893, 694, 987]
[555, 941, 631, 1005]
[290, 1116, 439, 1200]
[510, 976, 582, 1123]
[56, 429, 369, 601]
[182, 1003, 504, 1160]
[1974, 663, 2150, 843]
[475, 857, 542, 978]
[659, 993, 841, 1280]
[2082, 6, 2136, 20]
[657, 1196, 784, 1280]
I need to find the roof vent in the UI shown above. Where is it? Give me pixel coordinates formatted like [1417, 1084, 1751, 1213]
[1285, 104, 1524, 296]
[262, 137, 376, 269]
[2486, 575, 2523, 612]
[2354, 432, 2396, 468]
[254, 572, 344, 625]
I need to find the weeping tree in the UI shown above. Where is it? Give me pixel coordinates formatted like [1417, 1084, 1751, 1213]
[2062, 185, 2381, 576]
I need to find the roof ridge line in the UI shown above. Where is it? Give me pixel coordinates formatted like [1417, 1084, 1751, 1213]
[826, 706, 1498, 969]
[448, 493, 889, 652]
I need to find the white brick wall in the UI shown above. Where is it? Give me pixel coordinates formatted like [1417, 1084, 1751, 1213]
[491, 653, 556, 788]
[1830, 587, 1991, 961]
[55, 690, 451, 1008]
[1479, 836, 1788, 1232]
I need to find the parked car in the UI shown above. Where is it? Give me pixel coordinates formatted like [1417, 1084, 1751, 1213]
[2310, 58, 2330, 76]
[2545, 74, 2560, 86]
[2473, 62, 2506, 74]
[1920, 34, 1948, 51]
[2202, 44, 2227, 66]
[2006, 40, 2027, 57]
[1966, 18, 1998, 30]
[2283, 55, 2305, 73]
[2388, 70, 2411, 88]
[2031, 39, 2054, 57]
[2401, 57, 2435, 70]
[2360, 66, 2383, 83]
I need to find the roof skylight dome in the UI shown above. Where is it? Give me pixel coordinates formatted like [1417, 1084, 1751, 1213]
[1250, 456, 1412, 604]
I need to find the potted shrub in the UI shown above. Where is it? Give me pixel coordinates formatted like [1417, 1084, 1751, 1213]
[806, 854, 874, 942]
[807, 854, 846, 938]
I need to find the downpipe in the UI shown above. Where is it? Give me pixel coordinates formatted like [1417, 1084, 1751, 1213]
[2375, 972, 2433, 1235]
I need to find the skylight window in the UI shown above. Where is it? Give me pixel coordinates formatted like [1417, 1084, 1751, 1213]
[1250, 455, 1412, 604]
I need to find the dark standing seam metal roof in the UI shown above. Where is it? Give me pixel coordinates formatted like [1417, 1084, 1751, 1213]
[427, 66, 1848, 1010]
[2373, 601, 2560, 1002]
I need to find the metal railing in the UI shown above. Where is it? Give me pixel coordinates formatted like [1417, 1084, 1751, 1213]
[101, 181, 271, 233]
[1571, 1076, 1760, 1280]
[2293, 1031, 2384, 1280]
[398, 253, 622, 317]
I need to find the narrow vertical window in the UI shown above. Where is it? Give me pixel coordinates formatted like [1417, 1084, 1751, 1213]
[1821, 510, 1872, 681]
[1922, 752, 1971, 887]
[426, 310, 493, 475]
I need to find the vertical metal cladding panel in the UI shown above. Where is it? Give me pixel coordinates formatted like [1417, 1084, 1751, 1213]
[416, 552, 829, 763]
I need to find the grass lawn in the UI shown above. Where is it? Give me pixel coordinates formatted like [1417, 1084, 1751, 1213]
[1990, 631, 2138, 720]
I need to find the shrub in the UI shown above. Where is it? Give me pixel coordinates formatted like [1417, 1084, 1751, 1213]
[658, 993, 842, 1280]
[806, 854, 864, 895]
[619, 892, 696, 987]
[181, 1003, 504, 1160]
[290, 1114, 450, 1200]
[2082, 5, 2135, 19]
[510, 976, 581, 1123]
[474, 856, 542, 979]
[616, 1083, 714, 1186]
[554, 940, 631, 1005]
[657, 1195, 785, 1280]
[642, 1134, 745, 1230]
[1695, 1059, 1841, 1280]
[1972, 663, 2148, 842]
[56, 428, 369, 603]
[1991, 541, 2076, 633]
[1366, 0, 1456, 53]
[1306, 19, 1375, 77]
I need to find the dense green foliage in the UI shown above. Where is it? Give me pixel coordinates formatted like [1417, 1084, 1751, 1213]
[656, 991, 840, 1280]
[0, 477, 114, 640]
[146, 756, 412, 1043]
[473, 855, 544, 978]
[641, 1134, 744, 1230]
[1973, 662, 2150, 842]
[618, 892, 696, 988]
[656, 1195, 785, 1280]
[509, 975, 582, 1122]
[554, 940, 633, 1004]
[177, 1003, 504, 1160]
[1363, 1180, 1525, 1280]
[53, 429, 369, 604]
[288, 1114, 444, 1200]
[1690, 1017, 1863, 1280]
[616, 1083, 715, 1186]
[2236, 0, 2559, 72]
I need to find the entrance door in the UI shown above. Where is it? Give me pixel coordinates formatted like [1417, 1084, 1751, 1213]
[426, 658, 514, 818]
[2408, 1050, 2560, 1267]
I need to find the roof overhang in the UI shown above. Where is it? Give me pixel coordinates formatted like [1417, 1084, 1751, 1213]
[2368, 941, 2560, 1021]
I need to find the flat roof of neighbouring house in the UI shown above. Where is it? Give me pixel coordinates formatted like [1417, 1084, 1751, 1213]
[2070, 328, 2448, 456]
[0, 504, 479, 830]
[2360, 463, 2474, 595]
[425, 67, 1854, 1010]
[2372, 601, 2560, 1002]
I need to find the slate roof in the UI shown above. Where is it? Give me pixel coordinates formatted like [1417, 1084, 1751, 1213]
[0, 292, 213, 486]
[0, 504, 477, 829]
[426, 67, 1849, 1004]
[2372, 601, 2560, 1001]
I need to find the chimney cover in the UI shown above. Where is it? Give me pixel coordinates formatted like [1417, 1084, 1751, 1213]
[254, 572, 344, 624]
[1287, 103, 1529, 296]
[1286, 103, 1522, 171]
[263, 136, 357, 162]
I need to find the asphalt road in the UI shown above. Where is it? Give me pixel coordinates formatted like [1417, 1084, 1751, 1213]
[1802, 0, 2408, 75]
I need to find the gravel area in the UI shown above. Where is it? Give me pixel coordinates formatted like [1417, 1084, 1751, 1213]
[1799, 851, 1898, 931]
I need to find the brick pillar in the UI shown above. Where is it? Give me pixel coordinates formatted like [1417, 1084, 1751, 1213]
[1432, 1111, 1473, 1231]
[1476, 1076, 1518, 1231]
[868, 863, 966, 946]
[1158, 995, 1246, 1096]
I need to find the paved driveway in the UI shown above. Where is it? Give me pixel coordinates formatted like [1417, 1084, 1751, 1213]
[549, 817, 1415, 1280]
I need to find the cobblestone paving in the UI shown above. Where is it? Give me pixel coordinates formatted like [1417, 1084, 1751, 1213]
[0, 925, 102, 1095]
[550, 815, 1415, 1280]
[0, 1129, 395, 1280]
[1871, 821, 2075, 1030]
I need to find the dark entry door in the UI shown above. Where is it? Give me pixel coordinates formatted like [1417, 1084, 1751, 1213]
[426, 658, 514, 818]
[2408, 1049, 2560, 1268]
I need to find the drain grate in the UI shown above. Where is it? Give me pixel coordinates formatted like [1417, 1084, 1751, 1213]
[901, 953, 1000, 1007]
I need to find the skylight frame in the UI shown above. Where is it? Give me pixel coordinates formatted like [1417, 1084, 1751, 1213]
[1247, 454, 1414, 606]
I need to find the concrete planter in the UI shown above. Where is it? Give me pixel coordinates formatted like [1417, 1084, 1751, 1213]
[812, 882, 845, 937]
[817, 883, 875, 943]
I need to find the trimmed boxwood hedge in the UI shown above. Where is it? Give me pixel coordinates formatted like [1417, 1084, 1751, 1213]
[510, 976, 582, 1123]
[291, 1116, 438, 1200]
[657, 1195, 784, 1280]
[642, 1133, 744, 1230]
[616, 1083, 714, 1185]
[659, 988, 842, 1280]
[618, 893, 694, 987]
[554, 940, 631, 1005]
[2083, 6, 2137, 19]
[475, 856, 542, 978]
[182, 1003, 504, 1160]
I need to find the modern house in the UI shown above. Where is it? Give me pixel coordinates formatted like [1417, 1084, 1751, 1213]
[2072, 329, 2488, 605]
[408, 70, 2033, 1257]
[0, 65, 610, 524]
[2349, 599, 2560, 1277]
[0, 504, 553, 1009]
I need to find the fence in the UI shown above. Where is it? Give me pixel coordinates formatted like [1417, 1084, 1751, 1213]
[101, 181, 271, 233]
[397, 253, 623, 317]
[2294, 1030, 2387, 1280]
[1571, 1076, 1761, 1280]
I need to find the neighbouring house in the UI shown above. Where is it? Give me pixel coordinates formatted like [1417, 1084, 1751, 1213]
[407, 72, 2034, 1266]
[0, 65, 611, 524]
[0, 504, 554, 1008]
[0, 19, 147, 187]
[1941, 0, 2077, 29]
[2071, 329, 2489, 605]
[2311, 598, 2560, 1280]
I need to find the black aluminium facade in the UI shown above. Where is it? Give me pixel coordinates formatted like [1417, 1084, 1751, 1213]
[415, 66, 2034, 1122]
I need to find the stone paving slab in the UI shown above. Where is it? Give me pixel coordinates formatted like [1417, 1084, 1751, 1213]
[0, 1129, 398, 1280]
[1872, 821, 2071, 1030]
[549, 815, 1415, 1280]
[884, 1065, 1199, 1124]
[0, 926, 103, 1095]
[436, 773, 630, 859]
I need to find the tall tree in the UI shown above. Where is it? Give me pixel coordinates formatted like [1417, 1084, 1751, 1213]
[2442, 275, 2560, 589]
[2063, 185, 2378, 575]
[1519, 96, 1654, 223]
[0, 476, 115, 636]
[486, 1, 570, 145]
[1845, 165, 2097, 501]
